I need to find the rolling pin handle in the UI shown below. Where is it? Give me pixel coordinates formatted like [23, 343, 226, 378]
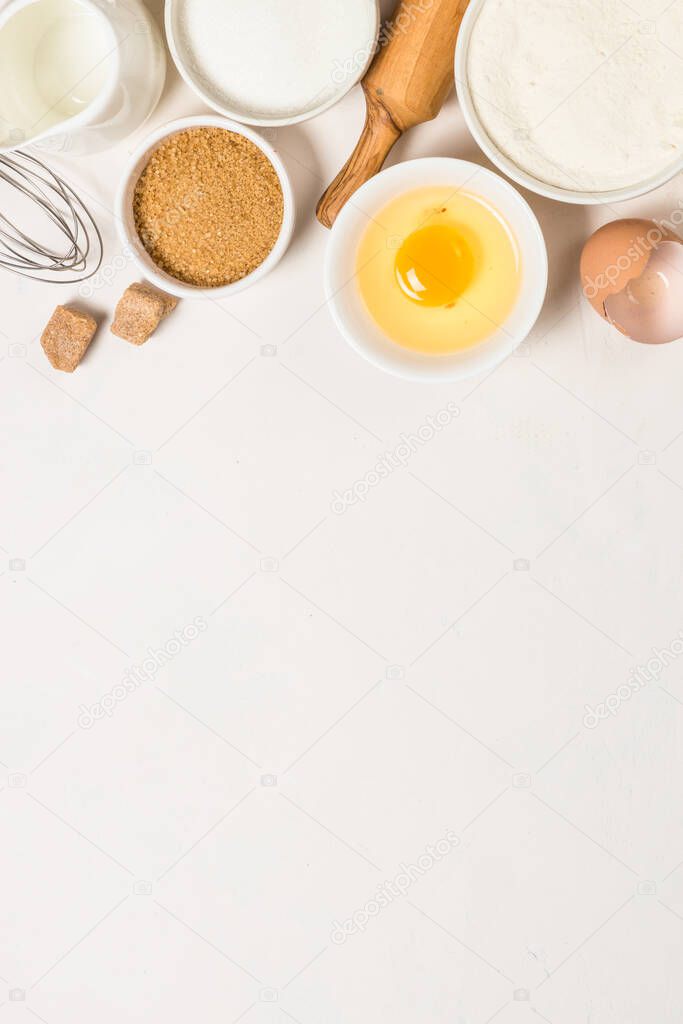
[316, 98, 402, 229]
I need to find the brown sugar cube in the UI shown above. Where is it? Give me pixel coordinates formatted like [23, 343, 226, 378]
[111, 282, 178, 346]
[41, 305, 97, 372]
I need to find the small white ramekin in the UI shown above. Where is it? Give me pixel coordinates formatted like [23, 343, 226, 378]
[455, 0, 683, 206]
[325, 157, 548, 383]
[115, 115, 295, 300]
[164, 0, 380, 128]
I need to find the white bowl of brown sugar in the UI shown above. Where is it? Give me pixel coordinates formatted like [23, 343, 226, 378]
[115, 115, 295, 299]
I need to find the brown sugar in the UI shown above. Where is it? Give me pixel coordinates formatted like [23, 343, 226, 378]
[41, 305, 97, 372]
[132, 127, 284, 289]
[112, 282, 178, 345]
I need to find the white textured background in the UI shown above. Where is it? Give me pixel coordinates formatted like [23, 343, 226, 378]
[2, 0, 683, 1021]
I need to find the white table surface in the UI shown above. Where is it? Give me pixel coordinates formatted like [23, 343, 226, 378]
[3, 0, 683, 1020]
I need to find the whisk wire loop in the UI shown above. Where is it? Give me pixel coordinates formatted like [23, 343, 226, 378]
[0, 149, 103, 283]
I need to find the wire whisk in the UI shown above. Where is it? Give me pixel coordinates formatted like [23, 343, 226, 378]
[0, 150, 103, 284]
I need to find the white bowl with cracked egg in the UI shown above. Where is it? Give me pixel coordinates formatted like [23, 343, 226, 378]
[456, 0, 683, 205]
[326, 157, 548, 383]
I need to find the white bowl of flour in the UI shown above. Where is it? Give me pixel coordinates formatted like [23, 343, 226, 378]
[166, 0, 380, 126]
[456, 0, 683, 204]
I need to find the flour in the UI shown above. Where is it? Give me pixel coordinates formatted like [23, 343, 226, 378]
[467, 0, 683, 191]
[177, 0, 378, 119]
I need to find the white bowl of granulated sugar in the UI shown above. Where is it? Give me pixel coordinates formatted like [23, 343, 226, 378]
[165, 0, 380, 127]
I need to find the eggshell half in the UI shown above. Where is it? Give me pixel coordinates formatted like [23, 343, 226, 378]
[604, 241, 683, 345]
[580, 218, 683, 344]
[582, 220, 673, 313]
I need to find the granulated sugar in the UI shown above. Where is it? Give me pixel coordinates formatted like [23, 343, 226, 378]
[133, 127, 284, 289]
[177, 0, 378, 120]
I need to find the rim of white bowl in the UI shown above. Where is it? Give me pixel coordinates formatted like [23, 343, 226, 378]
[114, 115, 295, 300]
[455, 0, 683, 206]
[164, 0, 381, 128]
[325, 157, 549, 383]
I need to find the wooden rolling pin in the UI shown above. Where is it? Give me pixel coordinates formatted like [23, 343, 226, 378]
[316, 0, 470, 228]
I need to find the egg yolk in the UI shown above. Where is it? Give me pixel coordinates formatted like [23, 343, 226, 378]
[395, 224, 474, 307]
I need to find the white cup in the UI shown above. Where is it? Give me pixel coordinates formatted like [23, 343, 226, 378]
[0, 0, 165, 155]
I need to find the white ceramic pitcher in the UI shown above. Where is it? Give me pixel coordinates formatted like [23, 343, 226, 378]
[0, 0, 165, 154]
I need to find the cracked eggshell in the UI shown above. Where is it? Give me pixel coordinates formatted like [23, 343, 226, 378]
[580, 218, 683, 345]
